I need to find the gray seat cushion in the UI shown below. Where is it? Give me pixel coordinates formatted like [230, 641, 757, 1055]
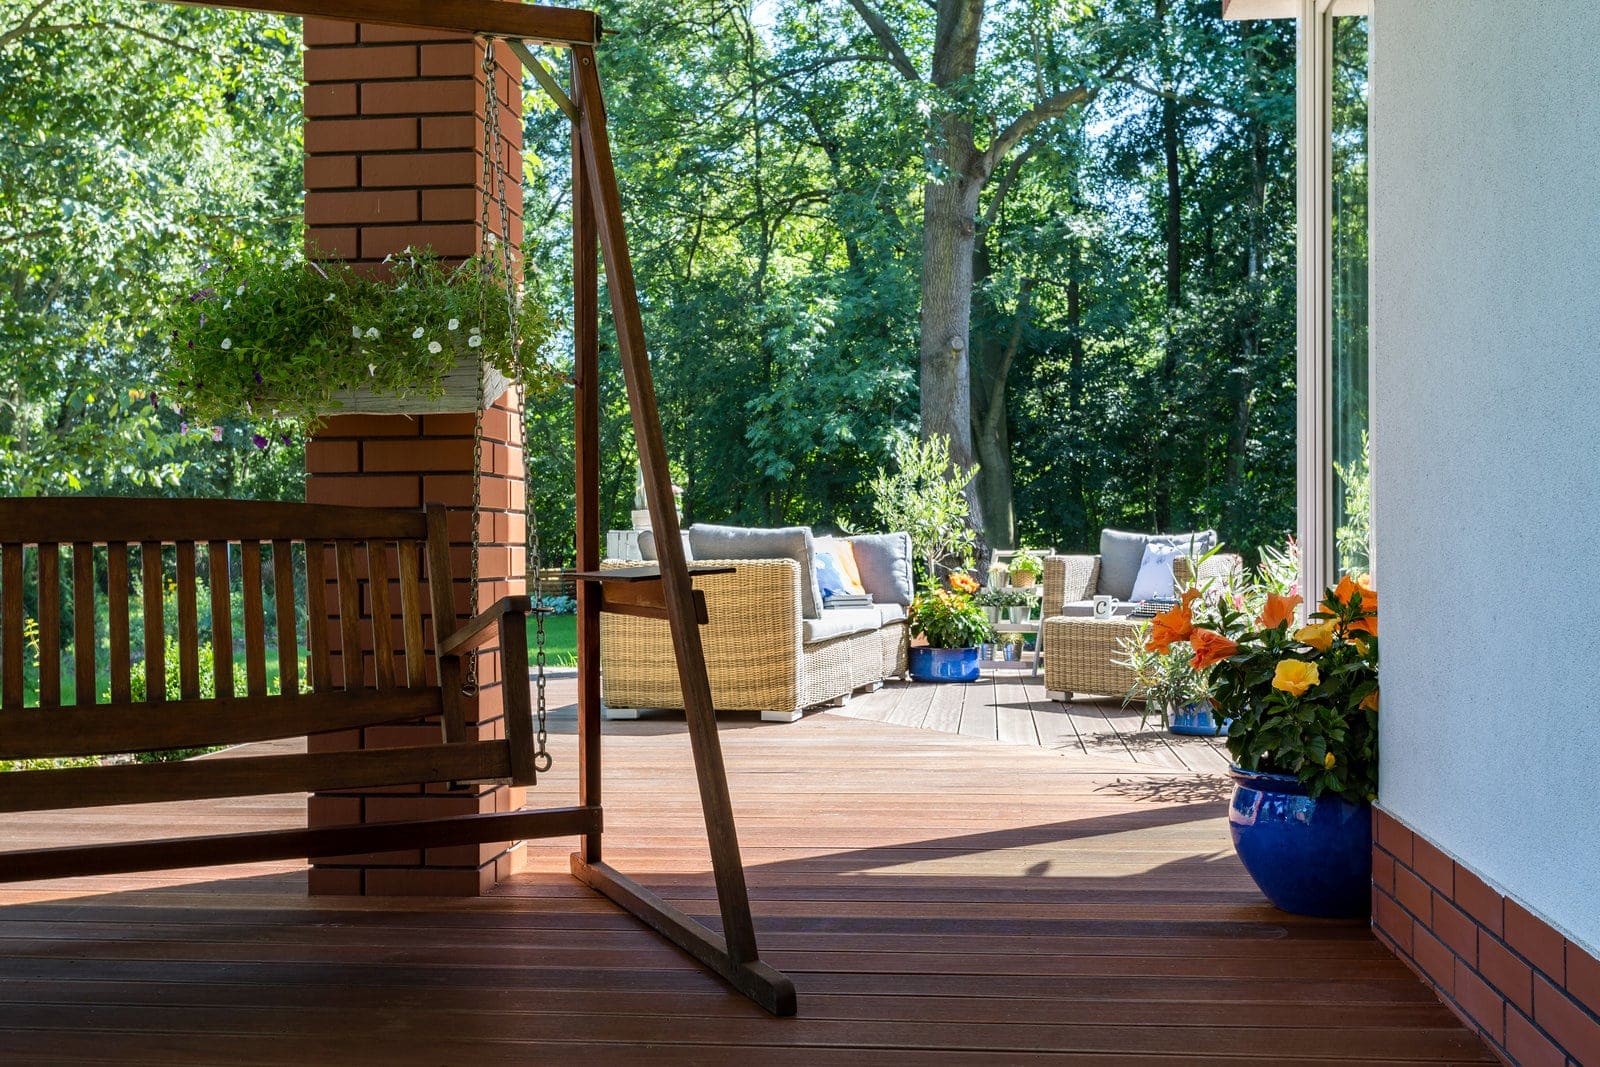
[687, 523, 824, 619]
[875, 602, 907, 626]
[802, 607, 880, 644]
[636, 529, 693, 562]
[847, 532, 914, 607]
[1056, 598, 1139, 619]
[1097, 528, 1218, 600]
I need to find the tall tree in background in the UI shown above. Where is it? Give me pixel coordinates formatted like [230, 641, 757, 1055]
[840, 0, 1112, 548]
[0, 0, 305, 499]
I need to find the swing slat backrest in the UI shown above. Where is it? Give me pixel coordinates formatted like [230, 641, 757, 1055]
[0, 498, 519, 818]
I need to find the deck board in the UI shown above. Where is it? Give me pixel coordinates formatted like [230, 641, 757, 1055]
[0, 674, 1489, 1064]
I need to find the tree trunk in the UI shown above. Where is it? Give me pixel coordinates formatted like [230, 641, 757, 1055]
[919, 128, 986, 536]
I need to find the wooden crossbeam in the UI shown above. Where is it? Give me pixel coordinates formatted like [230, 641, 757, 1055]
[0, 808, 602, 883]
[153, 0, 602, 46]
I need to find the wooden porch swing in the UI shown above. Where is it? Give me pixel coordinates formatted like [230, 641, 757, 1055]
[0, 0, 795, 1017]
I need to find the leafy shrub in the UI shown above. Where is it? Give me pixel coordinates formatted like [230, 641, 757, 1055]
[909, 579, 994, 649]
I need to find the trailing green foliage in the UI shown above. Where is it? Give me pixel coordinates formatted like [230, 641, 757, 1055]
[158, 248, 557, 424]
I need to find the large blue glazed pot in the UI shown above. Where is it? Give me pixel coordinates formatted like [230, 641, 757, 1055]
[1228, 767, 1372, 918]
[908, 645, 981, 683]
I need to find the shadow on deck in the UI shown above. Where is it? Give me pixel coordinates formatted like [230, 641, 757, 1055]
[0, 710, 1487, 1064]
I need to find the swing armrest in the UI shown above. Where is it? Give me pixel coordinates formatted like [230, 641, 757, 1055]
[440, 596, 535, 658]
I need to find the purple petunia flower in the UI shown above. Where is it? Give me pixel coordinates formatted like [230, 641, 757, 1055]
[254, 372, 263, 385]
[251, 434, 269, 450]
[211, 426, 224, 443]
[179, 421, 188, 435]
[188, 288, 216, 302]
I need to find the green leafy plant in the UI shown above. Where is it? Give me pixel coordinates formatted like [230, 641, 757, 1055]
[158, 247, 557, 424]
[909, 577, 994, 650]
[1007, 549, 1043, 586]
[1116, 625, 1214, 728]
[869, 432, 978, 581]
[973, 587, 1033, 609]
[1209, 576, 1379, 802]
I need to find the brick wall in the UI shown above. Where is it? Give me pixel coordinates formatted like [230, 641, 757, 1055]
[302, 19, 527, 897]
[1373, 809, 1600, 1065]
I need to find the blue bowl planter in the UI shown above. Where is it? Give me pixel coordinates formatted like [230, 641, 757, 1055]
[1228, 767, 1372, 918]
[908, 646, 981, 683]
[1169, 701, 1230, 736]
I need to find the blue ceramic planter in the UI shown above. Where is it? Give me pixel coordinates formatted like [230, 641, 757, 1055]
[1169, 701, 1230, 737]
[1228, 767, 1372, 918]
[909, 645, 981, 683]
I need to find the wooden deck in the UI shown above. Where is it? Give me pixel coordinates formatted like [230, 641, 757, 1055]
[0, 675, 1490, 1064]
[838, 661, 1232, 774]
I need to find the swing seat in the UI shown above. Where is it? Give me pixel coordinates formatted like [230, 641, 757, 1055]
[0, 497, 590, 882]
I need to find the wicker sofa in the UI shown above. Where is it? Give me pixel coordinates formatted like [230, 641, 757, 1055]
[1041, 542, 1242, 700]
[600, 538, 911, 723]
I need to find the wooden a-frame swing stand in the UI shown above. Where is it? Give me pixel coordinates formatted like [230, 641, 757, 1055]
[0, 1, 795, 1017]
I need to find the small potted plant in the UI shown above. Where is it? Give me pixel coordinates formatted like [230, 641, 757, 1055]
[1117, 605, 1221, 734]
[1206, 574, 1378, 918]
[986, 559, 1009, 589]
[908, 574, 993, 683]
[1007, 549, 1043, 589]
[1001, 587, 1036, 624]
[972, 587, 1008, 624]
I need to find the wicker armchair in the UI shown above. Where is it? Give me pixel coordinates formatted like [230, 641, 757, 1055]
[1040, 551, 1242, 700]
[599, 558, 909, 723]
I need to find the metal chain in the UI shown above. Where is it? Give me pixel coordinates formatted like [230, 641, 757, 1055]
[481, 40, 551, 772]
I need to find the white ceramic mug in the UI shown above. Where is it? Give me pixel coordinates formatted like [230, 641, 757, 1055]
[1092, 595, 1116, 620]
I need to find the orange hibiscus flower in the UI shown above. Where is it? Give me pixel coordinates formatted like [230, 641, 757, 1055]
[1334, 573, 1378, 635]
[1257, 593, 1303, 630]
[1179, 587, 1203, 610]
[949, 572, 979, 594]
[1188, 627, 1240, 670]
[1144, 602, 1194, 653]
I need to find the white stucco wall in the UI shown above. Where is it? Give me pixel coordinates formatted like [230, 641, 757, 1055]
[1371, 0, 1600, 954]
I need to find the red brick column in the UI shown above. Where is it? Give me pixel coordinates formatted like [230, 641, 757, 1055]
[301, 19, 527, 897]
[1373, 810, 1600, 1064]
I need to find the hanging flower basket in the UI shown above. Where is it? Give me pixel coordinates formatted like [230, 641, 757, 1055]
[157, 248, 556, 424]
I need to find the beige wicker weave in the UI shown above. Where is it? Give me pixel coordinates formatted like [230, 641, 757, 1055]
[599, 557, 907, 722]
[1039, 550, 1243, 700]
[1042, 615, 1143, 699]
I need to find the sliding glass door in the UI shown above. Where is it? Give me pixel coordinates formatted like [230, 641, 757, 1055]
[1297, 0, 1370, 598]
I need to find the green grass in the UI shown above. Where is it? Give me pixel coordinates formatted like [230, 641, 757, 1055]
[529, 613, 577, 667]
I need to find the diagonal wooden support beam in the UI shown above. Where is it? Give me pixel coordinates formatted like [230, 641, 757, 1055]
[569, 43, 793, 1014]
[507, 39, 578, 121]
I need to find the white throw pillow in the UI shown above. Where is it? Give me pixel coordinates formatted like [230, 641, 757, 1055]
[1128, 541, 1181, 602]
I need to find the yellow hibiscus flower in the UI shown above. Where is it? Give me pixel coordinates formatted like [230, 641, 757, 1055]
[1271, 659, 1320, 696]
[1295, 620, 1336, 652]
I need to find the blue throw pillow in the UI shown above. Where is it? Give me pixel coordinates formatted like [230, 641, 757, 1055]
[814, 549, 853, 599]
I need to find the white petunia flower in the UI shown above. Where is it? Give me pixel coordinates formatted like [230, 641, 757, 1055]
[468, 335, 483, 349]
[428, 341, 442, 354]
[220, 338, 232, 350]
[412, 327, 425, 339]
[447, 318, 459, 331]
[352, 325, 362, 338]
[326, 293, 336, 302]
[236, 285, 245, 295]
[368, 363, 377, 377]
[365, 327, 379, 340]
[469, 326, 481, 336]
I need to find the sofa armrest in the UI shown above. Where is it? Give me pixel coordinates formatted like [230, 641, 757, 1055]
[600, 558, 805, 711]
[1044, 555, 1100, 614]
